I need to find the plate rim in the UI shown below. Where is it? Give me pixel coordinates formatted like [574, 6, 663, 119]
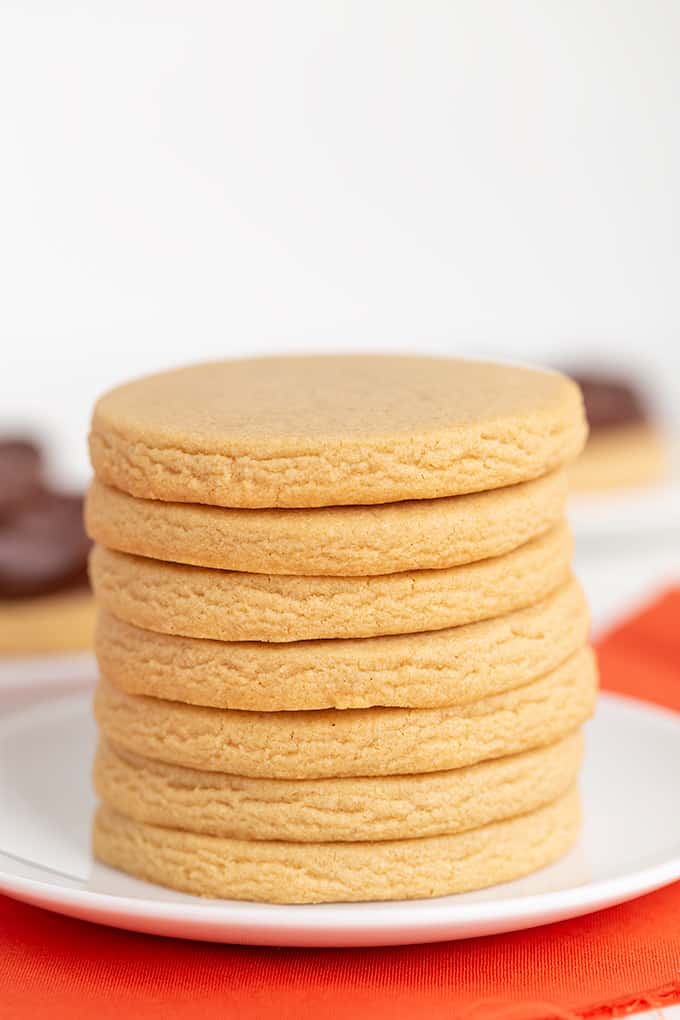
[0, 650, 96, 690]
[569, 476, 680, 536]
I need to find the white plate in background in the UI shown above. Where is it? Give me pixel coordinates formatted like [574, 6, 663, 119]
[1, 689, 680, 947]
[569, 478, 680, 542]
[0, 651, 96, 691]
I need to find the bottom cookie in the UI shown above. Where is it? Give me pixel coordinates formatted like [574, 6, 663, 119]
[93, 786, 580, 904]
[0, 589, 95, 654]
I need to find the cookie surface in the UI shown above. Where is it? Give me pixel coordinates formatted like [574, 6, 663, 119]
[89, 356, 586, 508]
[89, 522, 572, 643]
[86, 471, 567, 576]
[93, 786, 580, 903]
[96, 578, 588, 710]
[94, 646, 596, 779]
[94, 730, 583, 843]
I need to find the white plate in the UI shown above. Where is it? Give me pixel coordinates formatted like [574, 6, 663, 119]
[0, 651, 96, 691]
[569, 477, 680, 542]
[1, 690, 680, 947]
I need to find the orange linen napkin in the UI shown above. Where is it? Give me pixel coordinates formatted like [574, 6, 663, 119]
[2, 589, 680, 1020]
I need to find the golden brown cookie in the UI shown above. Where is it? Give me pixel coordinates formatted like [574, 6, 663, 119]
[85, 470, 567, 576]
[94, 730, 583, 843]
[89, 356, 586, 508]
[0, 590, 95, 654]
[89, 522, 572, 643]
[94, 646, 597, 779]
[93, 786, 581, 903]
[95, 578, 589, 710]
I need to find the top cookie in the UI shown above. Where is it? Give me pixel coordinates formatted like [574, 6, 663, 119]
[90, 356, 586, 508]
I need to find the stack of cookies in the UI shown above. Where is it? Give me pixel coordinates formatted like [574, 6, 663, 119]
[86, 355, 596, 904]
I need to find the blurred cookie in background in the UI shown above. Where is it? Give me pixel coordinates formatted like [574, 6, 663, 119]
[0, 438, 94, 655]
[0, 440, 43, 514]
[565, 372, 667, 492]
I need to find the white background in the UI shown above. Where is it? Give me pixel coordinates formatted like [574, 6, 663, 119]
[1, 1, 679, 484]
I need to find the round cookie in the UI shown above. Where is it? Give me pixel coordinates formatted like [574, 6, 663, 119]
[0, 589, 95, 654]
[0, 490, 91, 599]
[94, 646, 597, 779]
[93, 786, 580, 903]
[96, 578, 589, 710]
[89, 356, 586, 508]
[89, 522, 572, 643]
[94, 730, 583, 843]
[0, 439, 42, 515]
[85, 470, 567, 577]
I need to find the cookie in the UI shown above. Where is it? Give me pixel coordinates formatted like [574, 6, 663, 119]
[567, 372, 651, 432]
[89, 522, 572, 643]
[570, 424, 666, 491]
[85, 470, 567, 577]
[0, 490, 91, 599]
[89, 356, 586, 508]
[96, 577, 588, 711]
[0, 441, 93, 653]
[93, 786, 580, 903]
[94, 730, 583, 843]
[0, 589, 95, 654]
[0, 439, 42, 515]
[94, 646, 596, 779]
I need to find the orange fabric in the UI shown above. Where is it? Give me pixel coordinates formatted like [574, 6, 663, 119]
[2, 589, 680, 1020]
